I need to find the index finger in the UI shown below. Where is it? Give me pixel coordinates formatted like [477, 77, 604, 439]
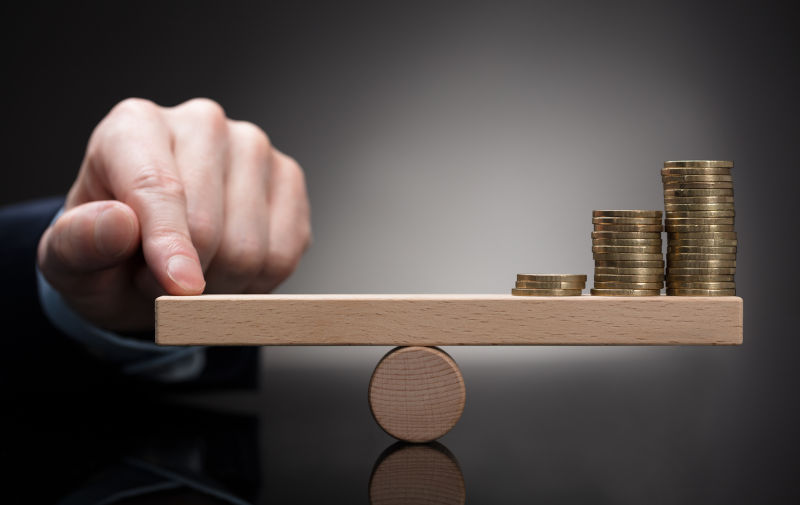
[89, 99, 205, 295]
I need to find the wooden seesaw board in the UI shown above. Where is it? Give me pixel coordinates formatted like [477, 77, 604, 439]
[156, 294, 742, 442]
[155, 294, 742, 346]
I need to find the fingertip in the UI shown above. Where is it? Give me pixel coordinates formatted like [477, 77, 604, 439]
[165, 254, 206, 294]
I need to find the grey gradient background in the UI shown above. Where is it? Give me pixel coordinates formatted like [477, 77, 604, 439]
[4, 0, 799, 502]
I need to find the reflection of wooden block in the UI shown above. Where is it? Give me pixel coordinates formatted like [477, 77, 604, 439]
[156, 294, 743, 346]
[369, 347, 465, 443]
[370, 441, 465, 505]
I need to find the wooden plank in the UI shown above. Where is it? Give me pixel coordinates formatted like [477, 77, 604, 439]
[155, 294, 742, 346]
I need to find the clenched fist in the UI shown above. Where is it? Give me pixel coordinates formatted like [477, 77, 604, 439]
[37, 98, 311, 332]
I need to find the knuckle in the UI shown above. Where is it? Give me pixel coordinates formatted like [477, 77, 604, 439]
[235, 121, 272, 157]
[182, 97, 226, 119]
[110, 97, 158, 119]
[300, 221, 312, 250]
[187, 210, 220, 252]
[218, 238, 264, 279]
[179, 98, 228, 132]
[278, 154, 309, 202]
[92, 98, 161, 153]
[146, 225, 193, 256]
[266, 247, 301, 281]
[284, 155, 305, 183]
[127, 165, 186, 202]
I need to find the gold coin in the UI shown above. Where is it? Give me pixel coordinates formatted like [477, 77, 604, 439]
[665, 216, 736, 220]
[516, 274, 587, 282]
[666, 224, 736, 232]
[666, 274, 735, 282]
[664, 203, 736, 211]
[593, 253, 664, 261]
[664, 192, 735, 199]
[592, 217, 662, 225]
[668, 260, 736, 268]
[595, 260, 665, 267]
[664, 210, 735, 218]
[664, 194, 736, 200]
[667, 244, 736, 254]
[662, 174, 733, 182]
[663, 196, 736, 204]
[666, 267, 736, 275]
[665, 198, 735, 206]
[590, 288, 662, 296]
[594, 281, 663, 289]
[668, 251, 736, 258]
[516, 281, 586, 289]
[664, 188, 734, 197]
[663, 160, 733, 168]
[665, 281, 736, 289]
[662, 170, 732, 177]
[668, 231, 737, 239]
[666, 288, 736, 296]
[662, 169, 732, 177]
[592, 238, 662, 246]
[595, 278, 664, 284]
[665, 216, 735, 224]
[511, 288, 583, 296]
[668, 246, 737, 254]
[592, 210, 662, 218]
[594, 224, 663, 232]
[666, 223, 736, 230]
[594, 267, 664, 275]
[669, 256, 737, 264]
[667, 210, 736, 219]
[593, 245, 663, 253]
[663, 182, 734, 190]
[668, 240, 738, 248]
[666, 211, 735, 217]
[592, 231, 663, 239]
[594, 274, 664, 282]
[668, 231, 738, 239]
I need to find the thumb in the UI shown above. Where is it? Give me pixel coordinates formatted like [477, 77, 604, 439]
[38, 200, 140, 283]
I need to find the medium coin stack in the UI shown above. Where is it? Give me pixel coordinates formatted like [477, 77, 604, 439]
[663, 161, 736, 296]
[591, 210, 664, 296]
[511, 274, 587, 296]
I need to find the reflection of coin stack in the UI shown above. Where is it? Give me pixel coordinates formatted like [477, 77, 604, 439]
[663, 161, 736, 296]
[591, 210, 664, 296]
[511, 274, 586, 296]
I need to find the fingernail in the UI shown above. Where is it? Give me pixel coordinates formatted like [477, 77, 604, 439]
[166, 255, 205, 293]
[95, 207, 136, 258]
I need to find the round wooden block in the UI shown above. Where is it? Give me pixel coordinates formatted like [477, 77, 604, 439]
[369, 346, 466, 443]
[369, 442, 465, 505]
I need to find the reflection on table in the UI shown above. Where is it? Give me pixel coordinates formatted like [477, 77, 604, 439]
[370, 442, 465, 505]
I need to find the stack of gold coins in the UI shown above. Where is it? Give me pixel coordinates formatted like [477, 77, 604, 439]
[662, 161, 736, 296]
[512, 274, 587, 296]
[590, 210, 664, 296]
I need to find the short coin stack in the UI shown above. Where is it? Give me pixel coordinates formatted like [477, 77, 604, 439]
[591, 210, 664, 296]
[511, 274, 587, 296]
[662, 161, 736, 296]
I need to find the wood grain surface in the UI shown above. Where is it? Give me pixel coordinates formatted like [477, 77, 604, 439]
[369, 442, 465, 505]
[155, 294, 743, 345]
[369, 347, 466, 443]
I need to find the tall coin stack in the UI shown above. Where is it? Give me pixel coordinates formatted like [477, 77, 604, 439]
[512, 274, 587, 296]
[662, 161, 736, 296]
[591, 210, 664, 296]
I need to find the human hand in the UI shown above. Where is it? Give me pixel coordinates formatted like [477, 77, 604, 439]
[37, 98, 311, 332]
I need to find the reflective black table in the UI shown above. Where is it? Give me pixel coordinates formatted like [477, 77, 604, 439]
[9, 345, 798, 504]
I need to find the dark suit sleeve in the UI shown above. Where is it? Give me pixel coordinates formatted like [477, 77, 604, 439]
[0, 197, 258, 391]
